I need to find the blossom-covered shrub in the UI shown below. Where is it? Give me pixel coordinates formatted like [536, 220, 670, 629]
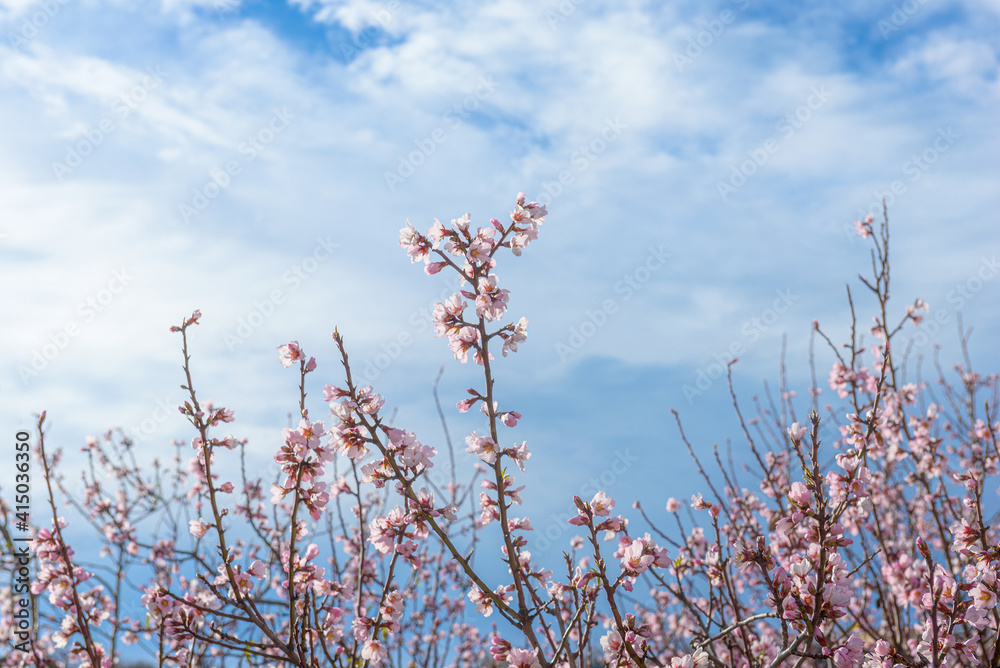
[1, 198, 997, 668]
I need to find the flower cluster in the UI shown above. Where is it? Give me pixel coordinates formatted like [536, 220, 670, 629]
[399, 192, 546, 365]
[271, 416, 334, 520]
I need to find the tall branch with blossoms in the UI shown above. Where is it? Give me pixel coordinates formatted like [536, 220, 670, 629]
[397, 195, 550, 645]
[395, 195, 687, 667]
[32, 412, 110, 668]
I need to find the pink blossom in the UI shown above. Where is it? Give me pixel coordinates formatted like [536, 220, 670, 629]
[788, 481, 812, 508]
[854, 214, 874, 238]
[399, 220, 431, 263]
[590, 490, 615, 516]
[188, 518, 210, 538]
[361, 639, 388, 664]
[426, 218, 448, 243]
[452, 212, 471, 234]
[501, 317, 529, 356]
[277, 341, 305, 367]
[621, 539, 655, 575]
[500, 410, 522, 427]
[449, 325, 480, 363]
[971, 568, 998, 610]
[906, 298, 929, 325]
[506, 441, 531, 471]
[474, 274, 510, 322]
[600, 628, 623, 657]
[490, 637, 511, 662]
[832, 634, 864, 667]
[506, 647, 539, 668]
[787, 421, 808, 443]
[467, 234, 494, 264]
[691, 493, 712, 510]
[465, 431, 499, 464]
[468, 586, 494, 617]
[670, 649, 708, 667]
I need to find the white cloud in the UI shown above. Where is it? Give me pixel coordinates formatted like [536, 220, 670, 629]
[1, 0, 998, 499]
[892, 34, 999, 95]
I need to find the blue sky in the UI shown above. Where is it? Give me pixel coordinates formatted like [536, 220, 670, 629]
[2, 0, 999, 568]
